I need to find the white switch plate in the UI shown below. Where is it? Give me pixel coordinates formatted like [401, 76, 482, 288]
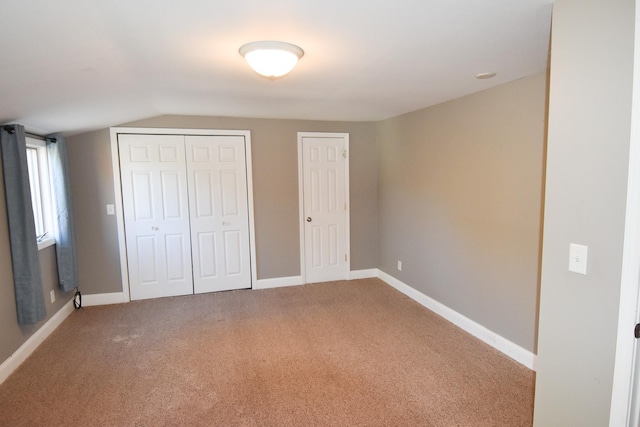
[569, 243, 588, 275]
[50, 290, 55, 303]
[106, 204, 115, 215]
[397, 260, 402, 271]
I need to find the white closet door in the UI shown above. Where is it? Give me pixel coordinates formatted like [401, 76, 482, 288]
[119, 134, 194, 300]
[301, 135, 349, 283]
[185, 135, 252, 293]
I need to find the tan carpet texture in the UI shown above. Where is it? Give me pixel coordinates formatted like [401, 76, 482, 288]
[0, 279, 535, 426]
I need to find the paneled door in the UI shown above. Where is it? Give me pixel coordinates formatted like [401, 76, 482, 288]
[119, 134, 193, 300]
[119, 132, 253, 300]
[185, 135, 251, 293]
[299, 133, 350, 283]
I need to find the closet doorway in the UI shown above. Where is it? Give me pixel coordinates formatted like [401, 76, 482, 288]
[112, 128, 256, 301]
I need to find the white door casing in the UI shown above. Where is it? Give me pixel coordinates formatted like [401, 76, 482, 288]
[112, 128, 257, 302]
[298, 133, 350, 283]
[119, 134, 194, 300]
[186, 135, 251, 293]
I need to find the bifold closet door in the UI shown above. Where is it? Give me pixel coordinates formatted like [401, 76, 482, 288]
[186, 135, 251, 293]
[119, 134, 194, 300]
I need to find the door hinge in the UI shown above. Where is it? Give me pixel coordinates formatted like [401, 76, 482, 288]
[635, 323, 640, 339]
[344, 202, 347, 211]
[343, 150, 347, 159]
[344, 254, 348, 261]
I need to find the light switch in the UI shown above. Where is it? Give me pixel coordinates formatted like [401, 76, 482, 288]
[106, 204, 115, 215]
[569, 243, 588, 275]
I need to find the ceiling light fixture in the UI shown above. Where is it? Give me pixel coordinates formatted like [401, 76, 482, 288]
[239, 41, 304, 79]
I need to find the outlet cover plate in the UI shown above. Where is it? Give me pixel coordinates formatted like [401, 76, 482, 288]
[569, 243, 588, 275]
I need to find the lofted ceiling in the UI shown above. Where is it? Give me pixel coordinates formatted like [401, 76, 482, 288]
[0, 0, 553, 136]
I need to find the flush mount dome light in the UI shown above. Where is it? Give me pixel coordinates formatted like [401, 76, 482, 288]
[239, 41, 304, 79]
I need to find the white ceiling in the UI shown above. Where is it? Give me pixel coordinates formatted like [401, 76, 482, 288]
[0, 0, 553, 136]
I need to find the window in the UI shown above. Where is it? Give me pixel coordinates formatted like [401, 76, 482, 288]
[25, 137, 55, 250]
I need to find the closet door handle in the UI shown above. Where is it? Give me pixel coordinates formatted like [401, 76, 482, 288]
[151, 226, 159, 231]
[306, 217, 312, 222]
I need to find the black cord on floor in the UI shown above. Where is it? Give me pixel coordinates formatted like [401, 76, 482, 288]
[73, 288, 82, 310]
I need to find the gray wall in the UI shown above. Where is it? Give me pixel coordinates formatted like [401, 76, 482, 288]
[66, 129, 122, 294]
[66, 116, 378, 295]
[377, 72, 546, 352]
[1, 77, 547, 391]
[0, 159, 73, 364]
[533, 0, 635, 425]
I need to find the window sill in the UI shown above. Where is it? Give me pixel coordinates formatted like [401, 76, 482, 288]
[38, 237, 55, 251]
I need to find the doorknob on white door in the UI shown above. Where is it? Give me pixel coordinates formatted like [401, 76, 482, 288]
[151, 226, 159, 231]
[306, 217, 312, 222]
[222, 221, 229, 226]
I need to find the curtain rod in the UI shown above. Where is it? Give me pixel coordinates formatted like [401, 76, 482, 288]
[26, 132, 46, 141]
[2, 125, 56, 142]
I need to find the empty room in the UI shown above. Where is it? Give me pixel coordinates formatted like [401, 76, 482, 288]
[1, 0, 639, 426]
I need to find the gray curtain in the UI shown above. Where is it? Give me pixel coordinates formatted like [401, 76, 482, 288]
[46, 135, 78, 292]
[1, 124, 46, 324]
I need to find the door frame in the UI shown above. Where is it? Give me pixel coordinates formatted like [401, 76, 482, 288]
[297, 132, 350, 283]
[609, 4, 640, 425]
[110, 127, 257, 302]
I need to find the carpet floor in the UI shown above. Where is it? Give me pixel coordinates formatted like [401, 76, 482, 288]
[0, 278, 535, 426]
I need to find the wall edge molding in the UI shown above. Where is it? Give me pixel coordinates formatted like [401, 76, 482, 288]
[350, 269, 378, 280]
[82, 292, 128, 307]
[0, 299, 75, 385]
[253, 276, 304, 290]
[376, 269, 537, 370]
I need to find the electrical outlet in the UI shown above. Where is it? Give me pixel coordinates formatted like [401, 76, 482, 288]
[50, 290, 56, 303]
[106, 204, 115, 215]
[397, 260, 402, 271]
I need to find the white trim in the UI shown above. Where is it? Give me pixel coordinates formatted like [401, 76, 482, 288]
[109, 127, 256, 299]
[0, 300, 75, 385]
[249, 270, 536, 369]
[253, 276, 304, 290]
[297, 136, 306, 282]
[110, 128, 131, 303]
[25, 137, 54, 241]
[349, 269, 378, 280]
[37, 237, 55, 251]
[82, 292, 128, 307]
[609, 5, 640, 425]
[376, 269, 537, 370]
[244, 135, 258, 289]
[297, 132, 351, 284]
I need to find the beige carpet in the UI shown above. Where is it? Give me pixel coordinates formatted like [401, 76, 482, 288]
[0, 278, 535, 426]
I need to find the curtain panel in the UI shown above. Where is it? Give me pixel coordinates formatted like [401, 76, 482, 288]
[46, 136, 78, 292]
[0, 124, 46, 324]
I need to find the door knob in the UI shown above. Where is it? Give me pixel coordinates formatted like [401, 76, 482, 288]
[151, 226, 159, 231]
[306, 217, 312, 222]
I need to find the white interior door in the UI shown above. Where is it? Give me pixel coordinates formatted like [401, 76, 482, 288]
[186, 135, 252, 293]
[119, 134, 193, 300]
[631, 338, 640, 426]
[299, 133, 350, 283]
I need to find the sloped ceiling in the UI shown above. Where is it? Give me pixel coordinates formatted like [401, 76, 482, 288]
[0, 0, 552, 135]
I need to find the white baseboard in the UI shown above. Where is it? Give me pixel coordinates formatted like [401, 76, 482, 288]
[349, 269, 378, 280]
[376, 269, 537, 371]
[3, 275, 533, 378]
[253, 276, 304, 290]
[0, 299, 75, 385]
[254, 270, 377, 289]
[82, 292, 128, 306]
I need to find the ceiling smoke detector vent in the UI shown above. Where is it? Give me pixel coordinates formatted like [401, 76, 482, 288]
[239, 41, 304, 79]
[475, 72, 497, 79]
